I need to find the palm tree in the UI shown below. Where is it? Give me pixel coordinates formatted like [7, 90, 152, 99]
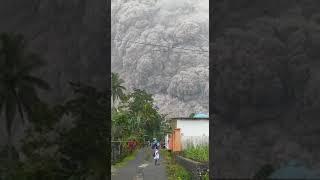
[111, 72, 126, 106]
[0, 32, 50, 164]
[63, 81, 108, 178]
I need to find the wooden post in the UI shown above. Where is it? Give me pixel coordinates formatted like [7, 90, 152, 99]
[172, 128, 181, 163]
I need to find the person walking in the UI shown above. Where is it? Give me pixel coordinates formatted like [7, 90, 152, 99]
[153, 146, 160, 166]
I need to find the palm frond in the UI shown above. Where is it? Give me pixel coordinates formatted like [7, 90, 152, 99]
[13, 90, 26, 124]
[18, 53, 46, 75]
[18, 85, 40, 111]
[22, 75, 50, 90]
[118, 85, 126, 90]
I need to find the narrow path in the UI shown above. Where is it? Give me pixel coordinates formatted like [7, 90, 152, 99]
[112, 147, 167, 180]
[143, 149, 167, 180]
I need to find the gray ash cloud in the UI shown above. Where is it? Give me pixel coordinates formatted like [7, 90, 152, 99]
[112, 0, 209, 117]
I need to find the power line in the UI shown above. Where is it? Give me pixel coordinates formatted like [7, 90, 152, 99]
[150, 48, 209, 56]
[112, 38, 209, 54]
[112, 48, 209, 56]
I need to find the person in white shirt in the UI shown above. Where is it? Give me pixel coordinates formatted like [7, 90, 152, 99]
[153, 146, 160, 166]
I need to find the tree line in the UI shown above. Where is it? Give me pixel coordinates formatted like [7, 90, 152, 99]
[111, 72, 170, 144]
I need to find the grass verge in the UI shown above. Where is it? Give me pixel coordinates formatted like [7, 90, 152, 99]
[162, 150, 192, 180]
[112, 149, 138, 169]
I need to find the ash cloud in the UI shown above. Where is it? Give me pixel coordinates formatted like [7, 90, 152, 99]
[111, 0, 209, 117]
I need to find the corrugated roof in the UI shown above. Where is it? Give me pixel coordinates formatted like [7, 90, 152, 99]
[170, 117, 209, 120]
[193, 113, 209, 118]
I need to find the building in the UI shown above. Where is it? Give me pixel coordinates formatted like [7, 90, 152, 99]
[166, 115, 209, 151]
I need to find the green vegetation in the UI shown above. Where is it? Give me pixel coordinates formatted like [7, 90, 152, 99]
[188, 113, 195, 118]
[111, 72, 170, 164]
[111, 72, 126, 105]
[0, 32, 108, 179]
[112, 149, 138, 169]
[253, 164, 275, 179]
[162, 150, 192, 180]
[111, 73, 169, 143]
[0, 33, 50, 176]
[202, 173, 209, 180]
[10, 81, 108, 179]
[182, 145, 209, 163]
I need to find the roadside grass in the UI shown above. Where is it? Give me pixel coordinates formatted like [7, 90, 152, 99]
[112, 149, 138, 169]
[162, 150, 192, 180]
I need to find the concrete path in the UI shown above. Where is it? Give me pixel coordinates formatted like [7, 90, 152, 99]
[112, 147, 167, 180]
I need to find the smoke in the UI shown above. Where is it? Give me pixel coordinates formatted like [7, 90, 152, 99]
[111, 0, 208, 117]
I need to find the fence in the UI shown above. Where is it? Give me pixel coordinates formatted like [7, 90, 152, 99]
[181, 136, 209, 150]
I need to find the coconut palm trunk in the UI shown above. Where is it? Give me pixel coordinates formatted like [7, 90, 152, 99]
[7, 131, 13, 177]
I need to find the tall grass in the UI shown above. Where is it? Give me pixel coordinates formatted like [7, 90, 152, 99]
[182, 144, 209, 162]
[162, 150, 192, 180]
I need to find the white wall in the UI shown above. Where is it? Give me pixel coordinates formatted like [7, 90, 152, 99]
[176, 120, 209, 149]
[176, 120, 209, 136]
[181, 136, 209, 150]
